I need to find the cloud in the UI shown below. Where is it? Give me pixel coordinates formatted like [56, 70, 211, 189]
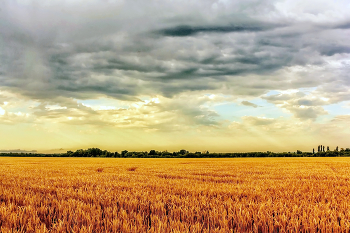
[154, 23, 275, 37]
[1, 0, 350, 152]
[228, 116, 314, 137]
[287, 106, 328, 119]
[241, 101, 259, 108]
[261, 89, 336, 119]
[2, 93, 222, 131]
[242, 116, 276, 125]
[0, 111, 34, 125]
[0, 0, 349, 103]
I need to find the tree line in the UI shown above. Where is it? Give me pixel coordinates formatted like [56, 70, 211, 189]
[0, 147, 350, 158]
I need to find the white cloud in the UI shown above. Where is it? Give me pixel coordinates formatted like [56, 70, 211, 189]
[0, 107, 5, 115]
[45, 105, 67, 111]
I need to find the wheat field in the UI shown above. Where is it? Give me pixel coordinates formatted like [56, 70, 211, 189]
[0, 157, 350, 232]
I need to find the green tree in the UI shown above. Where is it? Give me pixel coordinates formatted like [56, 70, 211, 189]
[179, 149, 187, 155]
[121, 150, 128, 157]
[149, 150, 156, 156]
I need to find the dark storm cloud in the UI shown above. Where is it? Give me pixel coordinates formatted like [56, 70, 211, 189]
[319, 45, 350, 56]
[155, 23, 272, 37]
[0, 0, 350, 106]
[334, 21, 350, 29]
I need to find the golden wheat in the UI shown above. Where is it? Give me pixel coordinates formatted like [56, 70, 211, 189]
[0, 157, 350, 232]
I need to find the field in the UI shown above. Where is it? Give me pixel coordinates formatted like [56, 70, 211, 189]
[1, 157, 350, 232]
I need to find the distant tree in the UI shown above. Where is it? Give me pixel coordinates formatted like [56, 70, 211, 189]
[87, 148, 102, 157]
[313, 148, 314, 154]
[336, 146, 339, 151]
[149, 150, 156, 155]
[76, 149, 85, 157]
[104, 150, 112, 157]
[179, 149, 187, 155]
[327, 146, 329, 151]
[121, 150, 128, 157]
[125, 152, 133, 157]
[323, 146, 325, 152]
[297, 150, 302, 154]
[160, 151, 172, 157]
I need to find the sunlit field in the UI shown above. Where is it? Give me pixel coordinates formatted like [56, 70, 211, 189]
[1, 157, 350, 232]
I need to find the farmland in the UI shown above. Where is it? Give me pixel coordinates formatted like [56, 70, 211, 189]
[1, 157, 350, 232]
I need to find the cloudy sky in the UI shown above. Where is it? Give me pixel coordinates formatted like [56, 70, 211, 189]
[0, 0, 349, 153]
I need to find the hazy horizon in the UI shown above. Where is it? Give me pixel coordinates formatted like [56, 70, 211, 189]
[1, 0, 349, 153]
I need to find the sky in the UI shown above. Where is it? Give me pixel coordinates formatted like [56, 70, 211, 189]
[0, 0, 349, 153]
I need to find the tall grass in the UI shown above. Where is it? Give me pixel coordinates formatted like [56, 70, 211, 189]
[0, 157, 350, 232]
